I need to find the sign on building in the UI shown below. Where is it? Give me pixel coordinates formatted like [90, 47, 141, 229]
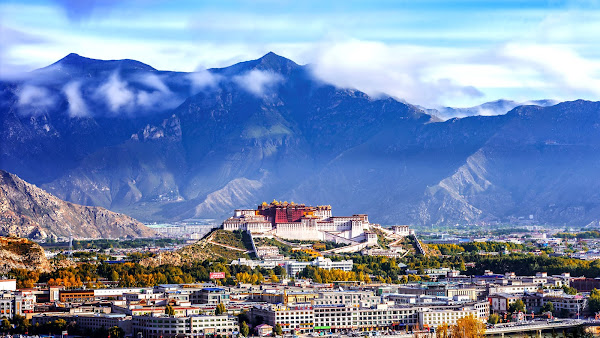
[210, 272, 226, 279]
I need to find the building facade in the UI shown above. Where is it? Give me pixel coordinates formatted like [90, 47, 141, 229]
[222, 201, 374, 242]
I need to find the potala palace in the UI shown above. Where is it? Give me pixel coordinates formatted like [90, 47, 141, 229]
[222, 201, 378, 243]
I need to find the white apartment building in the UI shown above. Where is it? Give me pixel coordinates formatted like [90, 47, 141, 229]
[0, 291, 36, 319]
[133, 314, 239, 338]
[255, 246, 280, 258]
[487, 282, 540, 295]
[314, 305, 357, 330]
[76, 313, 132, 333]
[313, 291, 379, 307]
[418, 301, 489, 328]
[419, 308, 477, 328]
[231, 257, 353, 276]
[94, 288, 153, 299]
[356, 304, 419, 329]
[252, 304, 315, 333]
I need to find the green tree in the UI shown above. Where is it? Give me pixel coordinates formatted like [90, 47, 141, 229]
[11, 314, 31, 334]
[488, 313, 500, 325]
[274, 323, 283, 335]
[215, 302, 226, 315]
[240, 321, 250, 337]
[273, 265, 287, 278]
[563, 285, 578, 295]
[589, 289, 600, 314]
[508, 299, 526, 313]
[52, 319, 67, 333]
[541, 301, 554, 314]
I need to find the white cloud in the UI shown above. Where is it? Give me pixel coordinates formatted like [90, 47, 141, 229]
[63, 81, 89, 117]
[136, 73, 170, 93]
[499, 43, 600, 97]
[136, 90, 165, 108]
[17, 85, 55, 108]
[95, 72, 135, 113]
[233, 70, 283, 96]
[5, 0, 600, 109]
[187, 69, 221, 93]
[308, 39, 483, 106]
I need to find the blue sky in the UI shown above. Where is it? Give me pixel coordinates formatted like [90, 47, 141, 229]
[2, 0, 600, 107]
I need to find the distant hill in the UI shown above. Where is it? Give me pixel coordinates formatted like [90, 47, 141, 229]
[428, 99, 558, 120]
[0, 170, 154, 239]
[2, 52, 600, 227]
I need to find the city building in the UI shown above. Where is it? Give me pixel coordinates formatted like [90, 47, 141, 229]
[59, 290, 96, 303]
[133, 314, 239, 338]
[255, 246, 280, 258]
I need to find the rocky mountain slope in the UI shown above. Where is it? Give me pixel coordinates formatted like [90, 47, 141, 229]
[0, 170, 154, 238]
[2, 52, 600, 227]
[0, 237, 51, 274]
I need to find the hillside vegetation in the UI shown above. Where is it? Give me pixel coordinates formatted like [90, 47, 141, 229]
[141, 229, 252, 267]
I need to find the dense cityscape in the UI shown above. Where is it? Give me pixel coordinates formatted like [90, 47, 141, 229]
[0, 202, 597, 337]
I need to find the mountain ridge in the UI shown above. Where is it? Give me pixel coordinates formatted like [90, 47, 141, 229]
[1, 52, 598, 227]
[0, 169, 154, 239]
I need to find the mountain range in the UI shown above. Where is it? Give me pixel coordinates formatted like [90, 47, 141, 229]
[425, 99, 559, 120]
[0, 170, 153, 239]
[2, 52, 600, 227]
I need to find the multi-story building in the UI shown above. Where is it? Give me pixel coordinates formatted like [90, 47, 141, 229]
[250, 300, 488, 333]
[571, 277, 600, 292]
[314, 305, 357, 331]
[393, 283, 480, 301]
[0, 279, 16, 291]
[0, 291, 37, 319]
[255, 246, 280, 258]
[355, 304, 419, 330]
[487, 282, 540, 295]
[192, 287, 230, 304]
[233, 257, 353, 277]
[286, 257, 353, 276]
[391, 226, 413, 237]
[418, 307, 477, 328]
[76, 313, 133, 335]
[94, 288, 153, 299]
[59, 290, 95, 303]
[313, 291, 379, 307]
[489, 293, 524, 313]
[133, 314, 239, 338]
[251, 304, 315, 333]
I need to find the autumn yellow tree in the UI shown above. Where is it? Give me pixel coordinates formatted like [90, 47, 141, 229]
[437, 322, 450, 338]
[449, 314, 486, 338]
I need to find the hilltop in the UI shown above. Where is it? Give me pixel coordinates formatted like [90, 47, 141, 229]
[140, 229, 252, 267]
[0, 237, 51, 274]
